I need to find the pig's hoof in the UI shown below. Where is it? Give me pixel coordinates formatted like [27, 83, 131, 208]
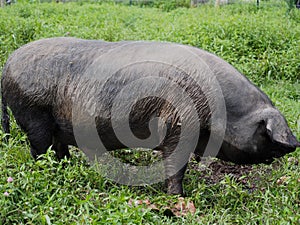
[167, 185, 184, 196]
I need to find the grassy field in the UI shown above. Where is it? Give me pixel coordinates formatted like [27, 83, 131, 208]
[0, 1, 300, 224]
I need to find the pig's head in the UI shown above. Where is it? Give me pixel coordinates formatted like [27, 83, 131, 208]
[216, 107, 300, 164]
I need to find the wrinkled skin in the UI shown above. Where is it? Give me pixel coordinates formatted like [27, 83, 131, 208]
[1, 37, 299, 195]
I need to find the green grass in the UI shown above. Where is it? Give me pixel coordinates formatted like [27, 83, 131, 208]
[1, 0, 300, 82]
[0, 1, 300, 224]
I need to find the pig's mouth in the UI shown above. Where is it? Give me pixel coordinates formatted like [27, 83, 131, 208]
[262, 157, 275, 164]
[218, 152, 275, 165]
[217, 142, 295, 165]
[269, 146, 295, 160]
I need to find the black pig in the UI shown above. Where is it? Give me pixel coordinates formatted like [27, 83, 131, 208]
[1, 38, 299, 194]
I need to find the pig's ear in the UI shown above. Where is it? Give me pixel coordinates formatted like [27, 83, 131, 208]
[265, 118, 300, 148]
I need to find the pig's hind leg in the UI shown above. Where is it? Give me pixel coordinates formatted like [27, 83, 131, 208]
[26, 113, 54, 159]
[13, 108, 55, 159]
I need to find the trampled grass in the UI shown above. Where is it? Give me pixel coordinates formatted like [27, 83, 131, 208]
[0, 1, 299, 224]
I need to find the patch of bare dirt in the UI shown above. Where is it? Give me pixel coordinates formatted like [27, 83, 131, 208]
[188, 158, 259, 191]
